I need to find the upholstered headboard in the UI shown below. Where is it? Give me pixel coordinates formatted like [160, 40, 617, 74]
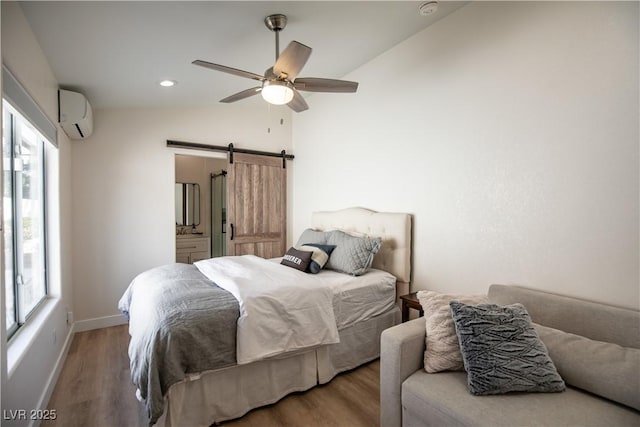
[311, 208, 412, 293]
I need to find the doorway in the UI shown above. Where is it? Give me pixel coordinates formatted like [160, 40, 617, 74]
[174, 148, 288, 262]
[175, 154, 228, 260]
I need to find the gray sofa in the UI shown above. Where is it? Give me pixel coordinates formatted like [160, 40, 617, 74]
[380, 285, 640, 427]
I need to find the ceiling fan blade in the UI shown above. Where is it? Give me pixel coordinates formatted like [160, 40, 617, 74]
[193, 60, 264, 82]
[288, 89, 309, 113]
[220, 87, 262, 103]
[294, 77, 358, 93]
[273, 41, 312, 81]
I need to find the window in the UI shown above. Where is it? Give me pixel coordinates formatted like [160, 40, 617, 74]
[3, 100, 48, 337]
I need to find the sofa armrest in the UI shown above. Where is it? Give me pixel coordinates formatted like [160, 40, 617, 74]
[380, 317, 426, 427]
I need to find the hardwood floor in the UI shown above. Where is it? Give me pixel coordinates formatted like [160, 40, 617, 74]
[43, 325, 381, 427]
[42, 325, 147, 427]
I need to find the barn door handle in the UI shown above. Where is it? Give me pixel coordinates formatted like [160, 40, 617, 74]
[230, 223, 234, 240]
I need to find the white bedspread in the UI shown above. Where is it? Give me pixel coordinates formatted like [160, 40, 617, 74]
[195, 255, 340, 364]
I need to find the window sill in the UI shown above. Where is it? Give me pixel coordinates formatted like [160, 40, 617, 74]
[7, 297, 60, 378]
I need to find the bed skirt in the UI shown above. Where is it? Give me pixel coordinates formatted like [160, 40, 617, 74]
[158, 306, 400, 427]
[317, 305, 400, 383]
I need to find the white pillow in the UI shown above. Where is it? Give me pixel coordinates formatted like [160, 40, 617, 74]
[417, 290, 487, 373]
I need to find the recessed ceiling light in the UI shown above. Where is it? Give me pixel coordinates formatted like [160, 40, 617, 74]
[160, 80, 177, 87]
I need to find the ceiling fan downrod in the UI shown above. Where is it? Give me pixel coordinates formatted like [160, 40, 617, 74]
[264, 14, 287, 60]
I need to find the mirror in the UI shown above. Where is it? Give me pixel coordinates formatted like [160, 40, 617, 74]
[175, 183, 200, 226]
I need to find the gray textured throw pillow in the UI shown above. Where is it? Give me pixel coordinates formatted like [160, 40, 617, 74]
[450, 301, 565, 396]
[325, 230, 382, 276]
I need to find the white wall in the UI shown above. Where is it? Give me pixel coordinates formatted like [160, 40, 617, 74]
[1, 1, 294, 416]
[0, 2, 636, 418]
[72, 106, 292, 321]
[1, 1, 74, 424]
[292, 2, 639, 309]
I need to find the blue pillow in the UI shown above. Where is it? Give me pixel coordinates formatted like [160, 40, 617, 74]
[297, 244, 336, 274]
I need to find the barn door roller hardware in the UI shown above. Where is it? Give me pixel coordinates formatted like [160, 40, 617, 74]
[166, 140, 294, 168]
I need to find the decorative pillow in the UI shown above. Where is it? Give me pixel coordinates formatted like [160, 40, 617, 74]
[296, 244, 336, 274]
[325, 230, 382, 276]
[280, 247, 312, 272]
[450, 301, 565, 395]
[417, 290, 488, 373]
[295, 228, 330, 247]
[535, 323, 640, 411]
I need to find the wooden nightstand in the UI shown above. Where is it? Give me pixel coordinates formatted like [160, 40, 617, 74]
[399, 292, 424, 322]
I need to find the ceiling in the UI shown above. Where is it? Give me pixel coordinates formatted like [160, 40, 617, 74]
[19, 1, 467, 110]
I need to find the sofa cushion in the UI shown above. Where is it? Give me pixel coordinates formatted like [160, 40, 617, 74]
[450, 302, 565, 395]
[402, 370, 640, 427]
[488, 284, 640, 349]
[416, 290, 487, 373]
[535, 323, 640, 411]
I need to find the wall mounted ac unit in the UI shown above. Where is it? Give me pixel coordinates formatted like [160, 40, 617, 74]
[58, 89, 93, 140]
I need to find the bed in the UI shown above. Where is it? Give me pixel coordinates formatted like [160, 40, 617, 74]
[120, 207, 412, 426]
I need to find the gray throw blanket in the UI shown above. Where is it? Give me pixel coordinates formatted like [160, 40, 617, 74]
[118, 263, 240, 424]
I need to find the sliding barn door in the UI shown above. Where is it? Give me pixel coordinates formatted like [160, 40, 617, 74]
[227, 152, 286, 258]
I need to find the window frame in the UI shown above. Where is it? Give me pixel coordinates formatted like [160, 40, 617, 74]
[3, 99, 49, 339]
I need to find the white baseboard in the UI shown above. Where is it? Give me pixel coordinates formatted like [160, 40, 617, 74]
[31, 325, 74, 427]
[74, 313, 128, 332]
[28, 314, 128, 426]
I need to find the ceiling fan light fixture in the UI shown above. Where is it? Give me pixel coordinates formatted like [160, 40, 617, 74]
[261, 80, 294, 105]
[193, 13, 357, 113]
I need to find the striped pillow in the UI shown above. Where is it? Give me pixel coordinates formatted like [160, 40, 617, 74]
[296, 244, 336, 274]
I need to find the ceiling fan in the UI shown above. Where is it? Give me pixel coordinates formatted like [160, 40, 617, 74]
[193, 14, 358, 113]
